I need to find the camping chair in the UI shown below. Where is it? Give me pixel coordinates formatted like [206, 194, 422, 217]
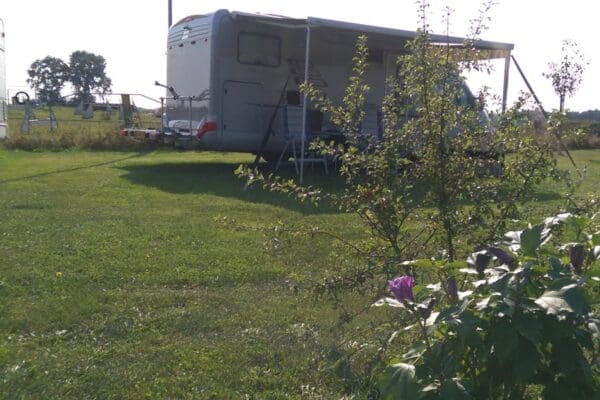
[355, 105, 384, 151]
[275, 103, 328, 174]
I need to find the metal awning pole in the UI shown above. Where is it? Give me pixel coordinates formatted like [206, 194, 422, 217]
[501, 51, 511, 113]
[511, 55, 548, 119]
[188, 97, 193, 135]
[300, 25, 311, 184]
[511, 55, 580, 176]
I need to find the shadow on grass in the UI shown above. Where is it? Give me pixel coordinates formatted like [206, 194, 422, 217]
[118, 161, 345, 215]
[118, 160, 564, 215]
[0, 152, 149, 185]
[528, 189, 563, 203]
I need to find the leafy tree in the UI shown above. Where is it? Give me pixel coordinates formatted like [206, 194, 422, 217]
[239, 2, 562, 268]
[543, 39, 588, 113]
[69, 50, 112, 103]
[26, 56, 70, 105]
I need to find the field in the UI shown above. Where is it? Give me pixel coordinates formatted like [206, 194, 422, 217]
[0, 148, 598, 398]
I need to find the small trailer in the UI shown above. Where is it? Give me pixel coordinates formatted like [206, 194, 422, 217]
[155, 10, 514, 172]
[0, 18, 7, 139]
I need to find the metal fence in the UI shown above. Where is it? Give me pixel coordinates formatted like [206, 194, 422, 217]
[0, 18, 7, 139]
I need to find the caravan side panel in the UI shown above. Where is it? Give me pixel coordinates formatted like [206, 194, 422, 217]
[214, 16, 306, 154]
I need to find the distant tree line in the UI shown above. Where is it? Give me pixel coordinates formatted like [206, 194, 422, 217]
[26, 51, 112, 105]
[566, 109, 600, 122]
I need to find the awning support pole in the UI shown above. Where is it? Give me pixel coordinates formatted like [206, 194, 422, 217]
[510, 55, 548, 119]
[511, 55, 580, 176]
[300, 25, 311, 184]
[501, 51, 510, 113]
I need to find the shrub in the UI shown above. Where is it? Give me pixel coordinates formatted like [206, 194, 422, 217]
[377, 212, 600, 399]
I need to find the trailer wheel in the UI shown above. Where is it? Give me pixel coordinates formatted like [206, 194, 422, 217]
[13, 91, 30, 105]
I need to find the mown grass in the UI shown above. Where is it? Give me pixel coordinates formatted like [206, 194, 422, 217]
[0, 150, 365, 398]
[0, 149, 598, 398]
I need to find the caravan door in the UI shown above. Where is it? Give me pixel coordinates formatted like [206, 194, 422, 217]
[221, 80, 264, 152]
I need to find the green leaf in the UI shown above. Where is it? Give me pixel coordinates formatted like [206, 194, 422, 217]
[585, 264, 600, 278]
[403, 259, 437, 269]
[535, 284, 590, 315]
[491, 319, 518, 363]
[548, 257, 563, 271]
[553, 338, 594, 383]
[513, 337, 541, 380]
[402, 342, 426, 361]
[446, 260, 468, 270]
[593, 245, 600, 260]
[587, 318, 600, 339]
[514, 313, 542, 345]
[544, 212, 572, 227]
[440, 378, 473, 399]
[476, 292, 502, 310]
[378, 363, 419, 400]
[520, 224, 546, 257]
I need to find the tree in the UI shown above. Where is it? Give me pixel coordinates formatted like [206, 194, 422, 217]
[26, 56, 70, 105]
[239, 11, 561, 268]
[69, 50, 112, 103]
[237, 1, 579, 395]
[543, 39, 588, 113]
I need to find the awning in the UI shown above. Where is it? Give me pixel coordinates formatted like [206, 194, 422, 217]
[230, 11, 307, 29]
[307, 16, 513, 59]
[230, 11, 514, 59]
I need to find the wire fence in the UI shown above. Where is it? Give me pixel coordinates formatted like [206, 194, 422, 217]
[6, 104, 160, 136]
[2, 104, 161, 151]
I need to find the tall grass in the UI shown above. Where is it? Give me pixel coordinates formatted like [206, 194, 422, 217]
[2, 105, 160, 151]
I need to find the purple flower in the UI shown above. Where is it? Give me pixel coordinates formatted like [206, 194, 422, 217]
[388, 276, 415, 302]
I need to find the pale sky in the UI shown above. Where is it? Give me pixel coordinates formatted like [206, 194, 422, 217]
[2, 0, 598, 111]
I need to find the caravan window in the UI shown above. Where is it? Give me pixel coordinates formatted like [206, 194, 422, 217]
[238, 32, 281, 67]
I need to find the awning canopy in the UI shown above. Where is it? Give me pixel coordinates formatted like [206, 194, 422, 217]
[230, 11, 514, 59]
[231, 11, 307, 28]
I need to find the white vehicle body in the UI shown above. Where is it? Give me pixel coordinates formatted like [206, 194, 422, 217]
[164, 10, 513, 156]
[0, 18, 7, 139]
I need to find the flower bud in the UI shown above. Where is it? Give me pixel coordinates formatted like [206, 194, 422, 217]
[570, 244, 585, 274]
[447, 276, 459, 302]
[488, 247, 514, 265]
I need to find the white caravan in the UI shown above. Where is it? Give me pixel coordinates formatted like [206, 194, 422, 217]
[163, 10, 514, 161]
[0, 18, 7, 139]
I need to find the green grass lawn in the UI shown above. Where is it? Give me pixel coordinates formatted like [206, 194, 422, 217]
[0, 149, 598, 398]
